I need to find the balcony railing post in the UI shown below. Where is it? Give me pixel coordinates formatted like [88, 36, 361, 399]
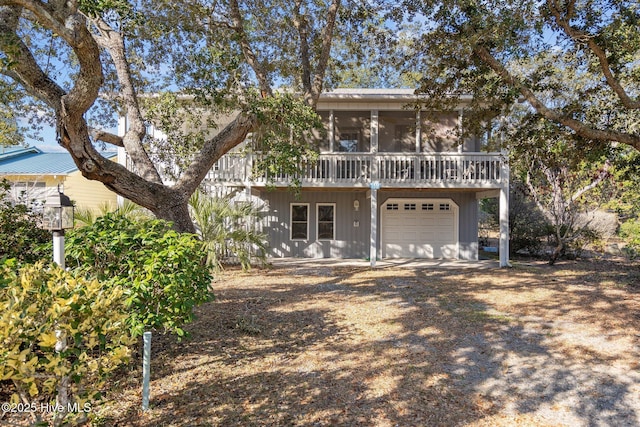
[245, 154, 252, 183]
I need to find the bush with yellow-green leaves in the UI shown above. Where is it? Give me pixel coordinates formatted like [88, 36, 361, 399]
[0, 259, 134, 426]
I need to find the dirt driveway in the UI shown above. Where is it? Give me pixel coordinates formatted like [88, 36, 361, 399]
[100, 259, 640, 426]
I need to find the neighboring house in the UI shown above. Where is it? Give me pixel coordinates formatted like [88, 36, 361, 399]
[0, 145, 118, 212]
[200, 89, 510, 267]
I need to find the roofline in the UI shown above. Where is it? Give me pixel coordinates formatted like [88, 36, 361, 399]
[0, 172, 71, 177]
[319, 88, 473, 102]
[143, 88, 474, 104]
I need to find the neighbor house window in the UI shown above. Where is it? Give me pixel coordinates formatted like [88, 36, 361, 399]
[317, 203, 335, 240]
[290, 204, 309, 240]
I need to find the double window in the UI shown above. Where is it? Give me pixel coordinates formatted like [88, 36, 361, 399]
[290, 203, 335, 241]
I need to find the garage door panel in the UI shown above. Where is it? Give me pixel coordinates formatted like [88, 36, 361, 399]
[382, 198, 458, 259]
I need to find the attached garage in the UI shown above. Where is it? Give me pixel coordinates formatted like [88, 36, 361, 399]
[381, 198, 459, 259]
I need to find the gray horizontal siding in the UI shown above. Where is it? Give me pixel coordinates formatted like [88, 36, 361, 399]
[261, 190, 370, 258]
[259, 188, 479, 260]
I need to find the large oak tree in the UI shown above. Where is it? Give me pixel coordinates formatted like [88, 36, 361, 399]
[0, 0, 363, 232]
[392, 0, 640, 151]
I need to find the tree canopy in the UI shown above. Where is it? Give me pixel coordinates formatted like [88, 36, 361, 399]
[0, 0, 370, 231]
[2, 0, 638, 235]
[392, 0, 640, 151]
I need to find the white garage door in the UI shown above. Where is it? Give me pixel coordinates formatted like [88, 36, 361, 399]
[381, 198, 459, 259]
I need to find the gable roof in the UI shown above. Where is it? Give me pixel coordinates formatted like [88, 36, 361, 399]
[0, 145, 116, 176]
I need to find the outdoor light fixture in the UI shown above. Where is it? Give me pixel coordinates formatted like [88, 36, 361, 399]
[42, 188, 74, 268]
[353, 200, 359, 211]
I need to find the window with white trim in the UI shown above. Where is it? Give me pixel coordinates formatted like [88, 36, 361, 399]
[386, 203, 399, 210]
[439, 203, 451, 211]
[290, 204, 309, 240]
[317, 203, 335, 240]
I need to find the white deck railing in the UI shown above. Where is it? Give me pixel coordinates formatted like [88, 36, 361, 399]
[206, 152, 506, 188]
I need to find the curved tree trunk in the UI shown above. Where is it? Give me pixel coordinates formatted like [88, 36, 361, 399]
[548, 241, 563, 266]
[1, 0, 338, 236]
[150, 196, 196, 234]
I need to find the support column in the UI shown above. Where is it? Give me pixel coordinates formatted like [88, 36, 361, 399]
[369, 182, 380, 267]
[371, 110, 378, 153]
[458, 109, 464, 153]
[415, 110, 421, 153]
[329, 110, 335, 152]
[499, 154, 510, 267]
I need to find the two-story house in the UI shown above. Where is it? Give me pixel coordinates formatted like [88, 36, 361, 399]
[202, 89, 510, 267]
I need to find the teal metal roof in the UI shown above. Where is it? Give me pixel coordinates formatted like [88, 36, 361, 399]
[0, 145, 117, 175]
[0, 145, 40, 161]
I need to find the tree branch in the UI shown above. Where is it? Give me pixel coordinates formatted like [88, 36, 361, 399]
[176, 112, 255, 196]
[472, 43, 640, 150]
[570, 160, 611, 202]
[89, 15, 162, 184]
[90, 129, 123, 147]
[0, 6, 66, 109]
[228, 0, 272, 97]
[292, 0, 312, 96]
[547, 0, 640, 110]
[308, 0, 340, 108]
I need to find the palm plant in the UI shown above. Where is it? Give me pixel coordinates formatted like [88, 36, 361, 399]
[189, 190, 268, 271]
[74, 200, 150, 226]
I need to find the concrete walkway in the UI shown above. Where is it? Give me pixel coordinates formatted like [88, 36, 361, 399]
[269, 257, 501, 270]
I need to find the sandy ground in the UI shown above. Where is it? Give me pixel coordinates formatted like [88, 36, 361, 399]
[3, 258, 640, 426]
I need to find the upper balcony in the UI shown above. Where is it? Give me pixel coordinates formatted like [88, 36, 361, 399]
[205, 152, 507, 189]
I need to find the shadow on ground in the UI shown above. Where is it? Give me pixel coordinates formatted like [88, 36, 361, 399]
[104, 259, 640, 427]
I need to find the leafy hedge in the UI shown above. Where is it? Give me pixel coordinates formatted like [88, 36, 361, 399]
[0, 260, 133, 426]
[620, 218, 640, 259]
[66, 213, 213, 337]
[0, 178, 51, 263]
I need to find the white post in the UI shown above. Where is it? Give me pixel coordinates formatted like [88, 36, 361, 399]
[499, 154, 510, 267]
[369, 182, 380, 267]
[329, 110, 335, 152]
[142, 331, 152, 410]
[52, 231, 65, 269]
[458, 109, 464, 153]
[370, 110, 379, 153]
[415, 110, 421, 153]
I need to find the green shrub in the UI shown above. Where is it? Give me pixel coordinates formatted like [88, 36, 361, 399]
[620, 218, 640, 259]
[0, 260, 133, 427]
[66, 213, 213, 337]
[0, 178, 51, 263]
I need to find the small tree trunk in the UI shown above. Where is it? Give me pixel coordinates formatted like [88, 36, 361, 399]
[549, 240, 563, 265]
